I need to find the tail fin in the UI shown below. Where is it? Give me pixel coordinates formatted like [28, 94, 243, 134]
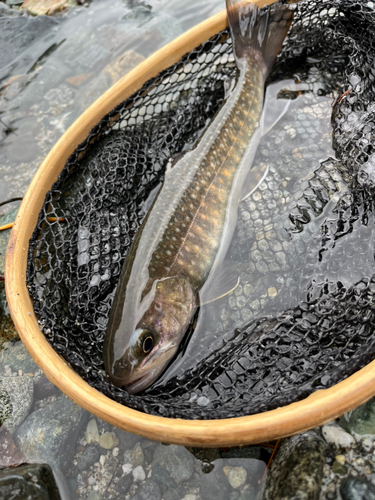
[226, 0, 293, 77]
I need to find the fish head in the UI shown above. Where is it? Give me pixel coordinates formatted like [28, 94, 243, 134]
[106, 275, 197, 394]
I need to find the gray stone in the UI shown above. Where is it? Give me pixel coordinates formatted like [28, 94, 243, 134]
[153, 445, 194, 484]
[0, 374, 34, 434]
[200, 464, 230, 500]
[115, 473, 133, 495]
[340, 477, 375, 500]
[223, 466, 247, 489]
[263, 431, 332, 500]
[14, 394, 86, 472]
[132, 465, 146, 482]
[322, 423, 355, 448]
[99, 431, 119, 450]
[0, 342, 38, 374]
[34, 373, 58, 401]
[0, 427, 22, 467]
[331, 459, 347, 475]
[238, 485, 257, 500]
[0, 16, 59, 80]
[77, 445, 100, 472]
[123, 442, 144, 467]
[115, 429, 139, 450]
[132, 480, 161, 500]
[0, 387, 12, 426]
[340, 397, 375, 436]
[151, 464, 177, 490]
[163, 490, 181, 500]
[86, 493, 102, 500]
[85, 418, 99, 444]
[0, 3, 21, 16]
[0, 463, 61, 500]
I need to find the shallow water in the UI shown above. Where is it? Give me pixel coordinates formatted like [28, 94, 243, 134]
[0, 0, 224, 213]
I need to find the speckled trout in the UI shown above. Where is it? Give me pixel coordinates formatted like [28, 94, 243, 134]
[103, 0, 293, 393]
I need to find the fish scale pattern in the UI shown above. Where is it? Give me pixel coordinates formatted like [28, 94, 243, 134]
[27, 0, 375, 419]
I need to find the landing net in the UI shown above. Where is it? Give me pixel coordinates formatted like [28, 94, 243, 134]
[27, 0, 375, 419]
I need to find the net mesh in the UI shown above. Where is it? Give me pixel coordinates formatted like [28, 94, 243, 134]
[26, 0, 375, 419]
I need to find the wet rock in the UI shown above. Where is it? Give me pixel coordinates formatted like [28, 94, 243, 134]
[132, 465, 146, 482]
[74, 72, 110, 112]
[0, 374, 34, 434]
[132, 480, 161, 500]
[115, 473, 133, 495]
[99, 431, 119, 450]
[237, 485, 257, 500]
[14, 394, 86, 471]
[143, 443, 155, 463]
[340, 476, 375, 500]
[200, 464, 230, 500]
[90, 451, 119, 496]
[77, 445, 100, 472]
[123, 442, 144, 467]
[339, 397, 375, 436]
[0, 463, 61, 499]
[0, 385, 12, 425]
[0, 3, 21, 16]
[115, 429, 139, 450]
[85, 418, 100, 444]
[226, 456, 266, 482]
[102, 50, 145, 86]
[34, 372, 58, 400]
[263, 431, 331, 500]
[331, 459, 347, 475]
[86, 493, 102, 500]
[0, 428, 22, 467]
[153, 444, 194, 485]
[322, 423, 355, 448]
[66, 72, 92, 87]
[0, 342, 38, 374]
[0, 15, 59, 80]
[1, 74, 30, 101]
[6, 0, 24, 6]
[223, 466, 247, 489]
[21, 0, 77, 16]
[163, 489, 181, 500]
[151, 464, 177, 490]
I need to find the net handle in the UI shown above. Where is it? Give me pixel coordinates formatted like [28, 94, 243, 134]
[6, 0, 375, 447]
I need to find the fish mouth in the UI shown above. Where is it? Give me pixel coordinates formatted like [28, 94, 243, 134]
[124, 371, 157, 394]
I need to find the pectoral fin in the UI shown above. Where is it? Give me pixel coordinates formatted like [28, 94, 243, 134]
[199, 263, 240, 305]
[165, 151, 186, 175]
[261, 80, 309, 136]
[240, 163, 269, 202]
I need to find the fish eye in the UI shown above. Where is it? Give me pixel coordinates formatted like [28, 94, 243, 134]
[142, 336, 154, 354]
[131, 327, 156, 356]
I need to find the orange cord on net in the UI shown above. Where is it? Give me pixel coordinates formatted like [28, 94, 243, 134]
[0, 217, 66, 232]
[261, 438, 281, 483]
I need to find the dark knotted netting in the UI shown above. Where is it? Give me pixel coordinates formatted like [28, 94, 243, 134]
[27, 0, 375, 419]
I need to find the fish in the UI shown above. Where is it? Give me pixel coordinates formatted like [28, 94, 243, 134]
[103, 0, 294, 394]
